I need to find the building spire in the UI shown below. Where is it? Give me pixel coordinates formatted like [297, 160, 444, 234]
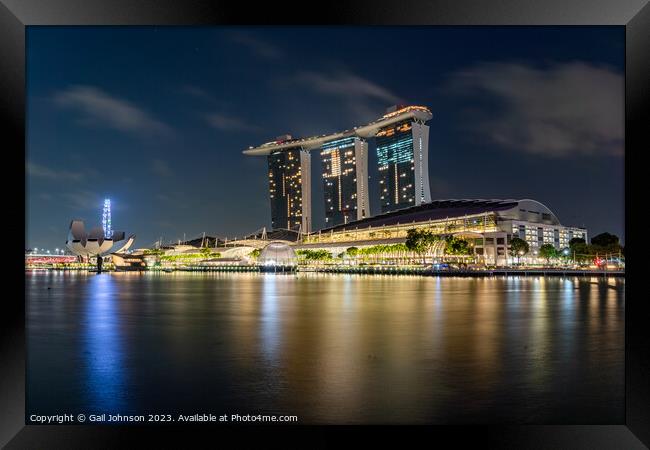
[102, 198, 112, 239]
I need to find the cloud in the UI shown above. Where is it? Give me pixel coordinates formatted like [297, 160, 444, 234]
[61, 190, 102, 211]
[227, 32, 283, 60]
[155, 220, 174, 229]
[290, 70, 403, 124]
[54, 85, 170, 135]
[205, 113, 260, 132]
[446, 61, 623, 158]
[155, 193, 190, 208]
[180, 85, 211, 98]
[296, 71, 402, 105]
[27, 162, 85, 182]
[151, 159, 173, 177]
[179, 85, 223, 104]
[59, 191, 126, 213]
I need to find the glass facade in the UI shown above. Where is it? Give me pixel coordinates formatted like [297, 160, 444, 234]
[268, 148, 306, 231]
[375, 119, 430, 213]
[320, 137, 364, 227]
[376, 120, 415, 213]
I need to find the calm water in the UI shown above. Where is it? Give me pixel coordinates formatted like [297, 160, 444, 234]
[26, 271, 625, 424]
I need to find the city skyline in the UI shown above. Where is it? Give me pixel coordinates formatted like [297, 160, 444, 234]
[26, 26, 624, 250]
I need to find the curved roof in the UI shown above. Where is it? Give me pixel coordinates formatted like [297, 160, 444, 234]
[259, 241, 298, 265]
[109, 235, 136, 254]
[313, 199, 564, 234]
[317, 199, 517, 233]
[243, 105, 432, 156]
[498, 199, 561, 225]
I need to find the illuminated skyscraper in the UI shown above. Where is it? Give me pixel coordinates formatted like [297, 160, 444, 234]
[102, 198, 112, 238]
[244, 105, 432, 231]
[267, 144, 312, 232]
[320, 136, 369, 226]
[374, 108, 431, 212]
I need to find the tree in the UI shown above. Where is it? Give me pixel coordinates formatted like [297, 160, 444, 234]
[590, 232, 619, 247]
[405, 229, 427, 255]
[509, 237, 529, 265]
[422, 231, 440, 257]
[559, 247, 571, 261]
[590, 232, 622, 257]
[569, 237, 585, 247]
[405, 228, 439, 263]
[346, 247, 359, 257]
[297, 249, 331, 260]
[445, 236, 470, 255]
[538, 244, 557, 265]
[570, 242, 592, 264]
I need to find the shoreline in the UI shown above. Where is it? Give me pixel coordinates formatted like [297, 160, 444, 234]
[26, 266, 625, 278]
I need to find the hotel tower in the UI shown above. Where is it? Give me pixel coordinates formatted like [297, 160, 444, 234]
[243, 105, 432, 232]
[320, 136, 369, 226]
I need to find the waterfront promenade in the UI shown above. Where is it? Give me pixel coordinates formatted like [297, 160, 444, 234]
[27, 265, 625, 277]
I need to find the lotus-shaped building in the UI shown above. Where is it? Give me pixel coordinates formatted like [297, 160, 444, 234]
[66, 220, 135, 256]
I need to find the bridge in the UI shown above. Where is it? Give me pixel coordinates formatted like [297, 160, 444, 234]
[25, 254, 78, 265]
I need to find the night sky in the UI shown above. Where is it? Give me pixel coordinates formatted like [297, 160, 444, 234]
[26, 26, 624, 251]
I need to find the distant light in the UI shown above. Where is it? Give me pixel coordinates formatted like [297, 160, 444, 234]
[102, 198, 112, 238]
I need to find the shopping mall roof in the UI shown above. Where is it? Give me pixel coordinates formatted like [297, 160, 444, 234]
[314, 199, 522, 234]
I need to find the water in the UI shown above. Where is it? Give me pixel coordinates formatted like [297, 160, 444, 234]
[26, 271, 625, 424]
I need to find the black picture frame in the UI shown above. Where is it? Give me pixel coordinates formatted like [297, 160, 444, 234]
[2, 0, 648, 447]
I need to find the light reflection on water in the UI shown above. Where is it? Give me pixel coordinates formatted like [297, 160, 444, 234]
[27, 271, 625, 424]
[83, 274, 127, 413]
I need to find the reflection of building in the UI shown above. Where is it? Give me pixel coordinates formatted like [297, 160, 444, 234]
[243, 105, 432, 232]
[267, 141, 312, 232]
[320, 136, 369, 226]
[300, 199, 586, 267]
